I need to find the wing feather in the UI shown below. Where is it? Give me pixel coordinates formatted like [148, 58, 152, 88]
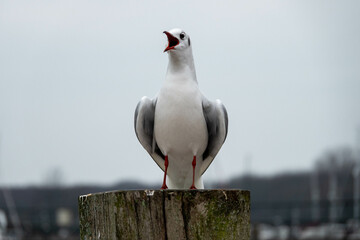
[134, 96, 165, 171]
[200, 98, 228, 175]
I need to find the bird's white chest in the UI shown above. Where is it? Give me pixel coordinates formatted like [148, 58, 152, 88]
[154, 80, 208, 156]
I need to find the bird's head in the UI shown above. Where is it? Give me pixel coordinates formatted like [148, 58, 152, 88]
[163, 28, 196, 78]
[163, 28, 191, 53]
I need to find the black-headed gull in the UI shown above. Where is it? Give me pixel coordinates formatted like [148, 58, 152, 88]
[134, 28, 228, 189]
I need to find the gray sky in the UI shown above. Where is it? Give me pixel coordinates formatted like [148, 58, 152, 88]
[0, 1, 359, 186]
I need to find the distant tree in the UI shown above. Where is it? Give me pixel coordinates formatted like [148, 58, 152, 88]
[43, 167, 64, 187]
[315, 147, 358, 200]
[315, 147, 357, 174]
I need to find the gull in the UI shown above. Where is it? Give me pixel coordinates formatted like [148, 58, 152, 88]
[134, 28, 228, 189]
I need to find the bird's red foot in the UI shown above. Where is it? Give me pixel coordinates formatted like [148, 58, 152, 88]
[189, 156, 197, 190]
[161, 155, 169, 190]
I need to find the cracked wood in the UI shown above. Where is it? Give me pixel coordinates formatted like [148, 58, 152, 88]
[78, 190, 250, 240]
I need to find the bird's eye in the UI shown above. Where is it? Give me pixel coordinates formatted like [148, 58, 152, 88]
[180, 32, 186, 40]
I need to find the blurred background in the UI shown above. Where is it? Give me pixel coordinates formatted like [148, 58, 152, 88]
[0, 0, 360, 239]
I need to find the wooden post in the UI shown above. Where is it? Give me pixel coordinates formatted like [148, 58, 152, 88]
[78, 189, 250, 240]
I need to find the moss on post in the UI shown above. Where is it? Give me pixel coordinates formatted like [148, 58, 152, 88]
[78, 190, 250, 240]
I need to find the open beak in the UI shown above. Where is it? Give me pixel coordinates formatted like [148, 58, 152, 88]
[163, 31, 179, 52]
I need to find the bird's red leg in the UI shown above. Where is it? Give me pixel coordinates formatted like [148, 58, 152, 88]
[161, 155, 169, 189]
[190, 156, 197, 189]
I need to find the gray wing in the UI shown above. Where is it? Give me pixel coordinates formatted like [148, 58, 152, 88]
[200, 97, 228, 175]
[134, 96, 166, 171]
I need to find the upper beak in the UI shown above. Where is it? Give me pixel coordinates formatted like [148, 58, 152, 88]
[163, 31, 179, 52]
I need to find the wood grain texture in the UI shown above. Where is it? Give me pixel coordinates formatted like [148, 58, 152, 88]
[79, 190, 250, 240]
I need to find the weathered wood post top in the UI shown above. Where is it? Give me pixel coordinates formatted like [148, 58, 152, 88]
[79, 189, 250, 240]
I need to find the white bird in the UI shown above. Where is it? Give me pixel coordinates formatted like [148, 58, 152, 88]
[134, 28, 228, 189]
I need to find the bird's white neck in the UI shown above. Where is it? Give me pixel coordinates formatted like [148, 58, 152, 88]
[166, 48, 197, 82]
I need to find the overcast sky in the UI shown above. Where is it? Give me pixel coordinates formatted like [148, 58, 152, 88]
[0, 1, 359, 186]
